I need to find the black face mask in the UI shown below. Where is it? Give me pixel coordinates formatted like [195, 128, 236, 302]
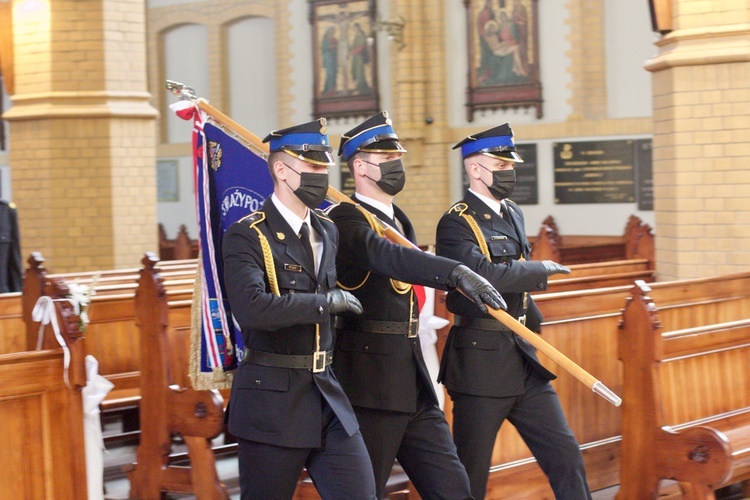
[478, 164, 516, 200]
[284, 163, 329, 208]
[363, 158, 406, 196]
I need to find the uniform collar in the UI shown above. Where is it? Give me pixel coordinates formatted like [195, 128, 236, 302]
[271, 193, 312, 236]
[354, 192, 394, 220]
[468, 188, 506, 217]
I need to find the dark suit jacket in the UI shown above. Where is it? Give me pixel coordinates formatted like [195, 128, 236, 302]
[0, 201, 22, 294]
[435, 191, 556, 398]
[222, 198, 358, 448]
[328, 195, 458, 413]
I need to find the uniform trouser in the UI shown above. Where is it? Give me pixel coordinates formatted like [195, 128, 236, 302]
[354, 387, 472, 500]
[450, 378, 592, 500]
[237, 400, 376, 500]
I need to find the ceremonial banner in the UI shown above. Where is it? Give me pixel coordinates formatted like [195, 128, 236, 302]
[172, 102, 273, 389]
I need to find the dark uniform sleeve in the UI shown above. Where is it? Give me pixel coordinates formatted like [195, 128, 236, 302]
[329, 202, 458, 289]
[0, 202, 23, 293]
[222, 221, 329, 331]
[435, 210, 548, 294]
[8, 203, 23, 292]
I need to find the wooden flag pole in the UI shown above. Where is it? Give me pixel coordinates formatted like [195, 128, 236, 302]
[166, 80, 622, 407]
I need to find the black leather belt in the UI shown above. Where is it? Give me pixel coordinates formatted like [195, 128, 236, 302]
[334, 317, 419, 338]
[453, 314, 525, 331]
[242, 348, 333, 373]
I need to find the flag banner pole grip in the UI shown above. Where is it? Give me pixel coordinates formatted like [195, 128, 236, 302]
[165, 79, 621, 407]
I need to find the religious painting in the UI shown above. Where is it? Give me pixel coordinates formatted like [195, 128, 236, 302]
[465, 0, 542, 121]
[311, 0, 380, 119]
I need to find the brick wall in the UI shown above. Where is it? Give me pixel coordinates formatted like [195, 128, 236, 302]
[647, 1, 750, 279]
[5, 0, 157, 272]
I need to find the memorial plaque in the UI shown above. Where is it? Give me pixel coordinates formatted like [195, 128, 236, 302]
[157, 160, 179, 202]
[512, 144, 538, 205]
[634, 139, 653, 211]
[553, 140, 635, 204]
[461, 143, 538, 205]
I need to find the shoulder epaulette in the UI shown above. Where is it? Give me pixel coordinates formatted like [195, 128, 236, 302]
[450, 202, 490, 258]
[238, 210, 279, 296]
[448, 202, 469, 216]
[239, 211, 265, 228]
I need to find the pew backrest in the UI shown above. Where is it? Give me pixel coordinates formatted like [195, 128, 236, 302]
[618, 275, 750, 498]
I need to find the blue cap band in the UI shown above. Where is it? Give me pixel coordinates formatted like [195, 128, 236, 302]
[460, 135, 515, 158]
[269, 132, 329, 153]
[342, 124, 396, 160]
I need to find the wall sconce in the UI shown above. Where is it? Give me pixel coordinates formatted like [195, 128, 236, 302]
[371, 14, 406, 51]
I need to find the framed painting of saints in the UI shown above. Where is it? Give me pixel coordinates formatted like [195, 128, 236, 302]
[465, 0, 542, 120]
[311, 0, 380, 119]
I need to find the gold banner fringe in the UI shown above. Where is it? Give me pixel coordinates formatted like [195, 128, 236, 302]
[188, 255, 235, 390]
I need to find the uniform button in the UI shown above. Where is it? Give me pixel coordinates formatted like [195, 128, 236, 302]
[318, 306, 324, 314]
[364, 345, 369, 351]
[472, 341, 477, 346]
[255, 380, 261, 385]
[434, 276, 440, 282]
[502, 249, 507, 254]
[538, 283, 544, 289]
[317, 285, 321, 291]
[290, 280, 296, 285]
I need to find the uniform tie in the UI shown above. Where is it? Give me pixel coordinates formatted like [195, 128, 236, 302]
[299, 222, 315, 268]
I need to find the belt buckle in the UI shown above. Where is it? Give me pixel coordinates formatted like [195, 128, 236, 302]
[407, 319, 419, 338]
[517, 315, 527, 326]
[312, 351, 327, 373]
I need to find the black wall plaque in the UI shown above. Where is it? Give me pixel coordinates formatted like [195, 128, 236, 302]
[512, 144, 538, 205]
[461, 143, 538, 205]
[634, 139, 653, 211]
[553, 140, 635, 204]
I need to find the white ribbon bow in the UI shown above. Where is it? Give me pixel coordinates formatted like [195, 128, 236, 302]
[32, 296, 72, 388]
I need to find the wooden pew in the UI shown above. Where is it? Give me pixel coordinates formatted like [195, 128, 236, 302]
[0, 291, 23, 354]
[543, 258, 655, 293]
[434, 284, 632, 498]
[159, 223, 199, 261]
[126, 254, 415, 499]
[17, 253, 199, 440]
[1, 276, 88, 497]
[618, 276, 750, 499]
[530, 215, 654, 267]
[125, 253, 227, 498]
[434, 271, 750, 499]
[0, 256, 198, 355]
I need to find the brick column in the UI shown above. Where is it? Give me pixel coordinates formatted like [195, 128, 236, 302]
[566, 0, 608, 120]
[390, 0, 454, 244]
[646, 1, 750, 279]
[4, 0, 157, 272]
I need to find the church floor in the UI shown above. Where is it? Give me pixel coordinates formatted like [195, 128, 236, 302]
[99, 440, 629, 500]
[100, 419, 747, 500]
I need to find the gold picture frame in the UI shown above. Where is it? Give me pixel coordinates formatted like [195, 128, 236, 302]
[465, 0, 543, 120]
[311, 0, 380, 119]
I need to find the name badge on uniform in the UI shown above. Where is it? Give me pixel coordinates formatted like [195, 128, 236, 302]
[491, 235, 508, 240]
[284, 263, 303, 272]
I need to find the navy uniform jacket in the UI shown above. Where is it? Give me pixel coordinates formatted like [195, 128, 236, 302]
[435, 191, 556, 398]
[0, 201, 22, 293]
[329, 195, 458, 413]
[222, 198, 358, 448]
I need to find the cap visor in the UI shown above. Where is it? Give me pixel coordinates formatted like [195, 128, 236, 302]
[484, 151, 524, 163]
[286, 150, 335, 167]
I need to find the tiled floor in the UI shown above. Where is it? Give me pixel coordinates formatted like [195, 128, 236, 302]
[101, 431, 747, 500]
[102, 441, 622, 500]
